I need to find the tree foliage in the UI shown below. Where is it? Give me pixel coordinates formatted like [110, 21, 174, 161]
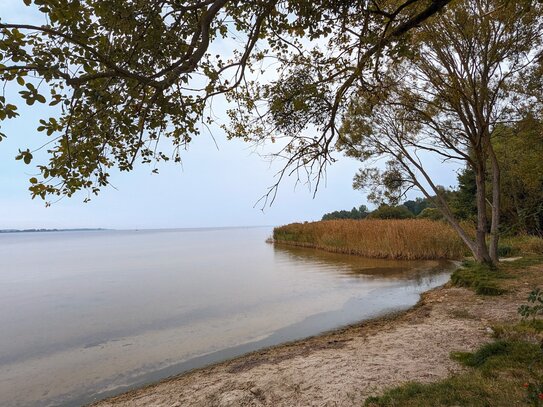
[0, 0, 451, 201]
[338, 0, 543, 264]
[403, 197, 430, 216]
[322, 204, 369, 221]
[493, 116, 543, 236]
[367, 204, 414, 219]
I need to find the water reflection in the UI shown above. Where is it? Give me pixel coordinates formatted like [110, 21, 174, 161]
[273, 243, 453, 280]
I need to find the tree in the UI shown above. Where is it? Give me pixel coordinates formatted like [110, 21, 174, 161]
[404, 197, 430, 216]
[338, 0, 543, 264]
[450, 167, 477, 222]
[493, 116, 543, 236]
[417, 207, 443, 221]
[0, 0, 451, 201]
[368, 204, 413, 219]
[322, 204, 368, 221]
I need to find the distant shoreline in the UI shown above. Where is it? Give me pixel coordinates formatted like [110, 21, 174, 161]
[0, 228, 107, 234]
[0, 225, 274, 234]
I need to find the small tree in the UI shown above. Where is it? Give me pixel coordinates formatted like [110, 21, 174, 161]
[338, 0, 543, 264]
[368, 205, 414, 220]
[404, 197, 431, 216]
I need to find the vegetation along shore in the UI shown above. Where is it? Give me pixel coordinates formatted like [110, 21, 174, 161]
[273, 219, 543, 261]
[273, 219, 468, 260]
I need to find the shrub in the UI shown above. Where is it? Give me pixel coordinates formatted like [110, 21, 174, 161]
[518, 288, 543, 321]
[497, 245, 514, 257]
[417, 207, 444, 221]
[367, 205, 414, 220]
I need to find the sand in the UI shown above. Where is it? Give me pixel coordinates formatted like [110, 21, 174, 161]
[92, 263, 540, 407]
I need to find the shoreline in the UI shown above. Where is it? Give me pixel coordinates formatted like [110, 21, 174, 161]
[91, 259, 539, 407]
[88, 308, 415, 406]
[84, 267, 451, 406]
[81, 309, 409, 407]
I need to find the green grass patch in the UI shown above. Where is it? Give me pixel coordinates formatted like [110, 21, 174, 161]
[503, 256, 543, 270]
[492, 320, 543, 343]
[497, 244, 515, 257]
[451, 260, 511, 295]
[451, 340, 511, 367]
[364, 339, 543, 407]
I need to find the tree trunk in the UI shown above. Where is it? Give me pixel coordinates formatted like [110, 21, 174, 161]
[441, 208, 480, 258]
[474, 164, 492, 264]
[488, 145, 501, 264]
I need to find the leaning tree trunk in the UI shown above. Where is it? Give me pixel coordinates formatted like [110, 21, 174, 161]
[488, 145, 501, 264]
[399, 156, 487, 263]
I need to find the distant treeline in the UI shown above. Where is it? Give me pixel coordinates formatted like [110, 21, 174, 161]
[0, 228, 105, 233]
[322, 199, 434, 221]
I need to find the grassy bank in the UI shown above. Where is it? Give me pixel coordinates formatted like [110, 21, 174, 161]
[365, 338, 543, 407]
[366, 256, 543, 406]
[451, 256, 543, 296]
[273, 219, 468, 260]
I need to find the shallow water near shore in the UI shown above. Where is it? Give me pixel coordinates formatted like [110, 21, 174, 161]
[0, 227, 454, 406]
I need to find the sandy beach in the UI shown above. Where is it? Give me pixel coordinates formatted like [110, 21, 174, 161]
[91, 261, 540, 407]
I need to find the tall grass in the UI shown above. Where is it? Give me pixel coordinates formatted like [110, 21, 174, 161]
[502, 234, 543, 256]
[273, 219, 468, 260]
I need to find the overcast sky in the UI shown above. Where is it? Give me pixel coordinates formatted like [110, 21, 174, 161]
[0, 1, 458, 230]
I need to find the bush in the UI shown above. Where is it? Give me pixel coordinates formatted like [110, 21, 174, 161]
[497, 245, 515, 257]
[367, 205, 414, 220]
[417, 207, 444, 221]
[518, 288, 543, 321]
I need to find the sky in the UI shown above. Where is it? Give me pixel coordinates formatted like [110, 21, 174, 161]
[0, 1, 459, 230]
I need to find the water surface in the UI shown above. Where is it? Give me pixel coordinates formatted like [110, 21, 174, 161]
[0, 227, 454, 406]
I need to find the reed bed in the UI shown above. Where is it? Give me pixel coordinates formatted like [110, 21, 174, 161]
[273, 219, 468, 260]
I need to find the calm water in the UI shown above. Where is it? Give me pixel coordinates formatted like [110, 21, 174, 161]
[0, 227, 454, 406]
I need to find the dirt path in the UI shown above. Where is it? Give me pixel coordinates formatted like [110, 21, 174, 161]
[93, 264, 541, 407]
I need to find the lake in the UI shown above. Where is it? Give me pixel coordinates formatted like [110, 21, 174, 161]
[0, 227, 454, 406]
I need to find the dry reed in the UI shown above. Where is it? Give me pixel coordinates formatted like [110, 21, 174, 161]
[273, 219, 468, 260]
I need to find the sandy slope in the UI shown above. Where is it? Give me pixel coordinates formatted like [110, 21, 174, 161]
[92, 264, 538, 407]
